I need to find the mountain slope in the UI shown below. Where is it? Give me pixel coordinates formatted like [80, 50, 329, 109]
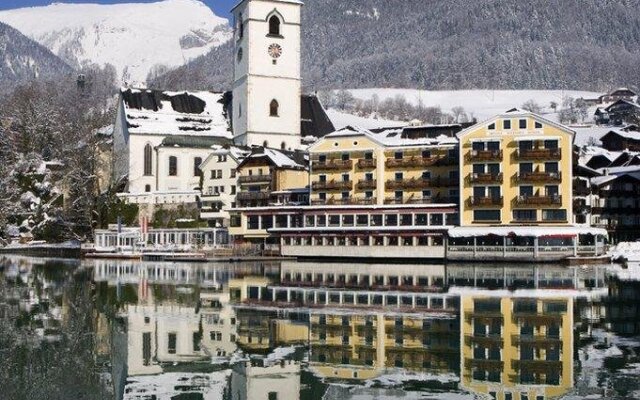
[0, 0, 231, 85]
[0, 21, 72, 93]
[152, 0, 640, 91]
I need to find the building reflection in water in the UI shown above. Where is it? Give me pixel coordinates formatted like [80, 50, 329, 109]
[90, 259, 611, 399]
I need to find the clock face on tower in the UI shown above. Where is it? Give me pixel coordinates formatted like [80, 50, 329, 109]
[268, 43, 282, 59]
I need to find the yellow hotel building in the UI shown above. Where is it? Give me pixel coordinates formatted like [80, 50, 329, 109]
[449, 109, 607, 261]
[461, 295, 573, 400]
[308, 125, 460, 206]
[458, 109, 573, 226]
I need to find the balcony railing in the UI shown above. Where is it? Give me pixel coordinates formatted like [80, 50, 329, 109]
[468, 172, 503, 184]
[357, 159, 376, 169]
[385, 156, 443, 168]
[383, 196, 457, 205]
[511, 334, 561, 346]
[468, 196, 503, 207]
[516, 172, 561, 183]
[515, 195, 562, 206]
[236, 191, 270, 201]
[465, 358, 504, 370]
[312, 197, 376, 206]
[386, 178, 427, 190]
[356, 179, 377, 189]
[464, 334, 504, 346]
[238, 174, 271, 184]
[466, 149, 502, 162]
[312, 180, 353, 190]
[515, 148, 561, 161]
[511, 359, 562, 371]
[313, 159, 353, 171]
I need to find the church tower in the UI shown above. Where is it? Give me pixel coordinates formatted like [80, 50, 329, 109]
[231, 0, 302, 150]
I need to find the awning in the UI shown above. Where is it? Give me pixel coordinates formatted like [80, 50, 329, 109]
[447, 226, 608, 238]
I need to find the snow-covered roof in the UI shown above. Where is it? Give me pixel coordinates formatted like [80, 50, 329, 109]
[120, 88, 232, 138]
[456, 109, 575, 139]
[239, 148, 305, 170]
[599, 165, 640, 175]
[320, 125, 458, 149]
[590, 175, 619, 187]
[601, 128, 640, 141]
[448, 226, 607, 238]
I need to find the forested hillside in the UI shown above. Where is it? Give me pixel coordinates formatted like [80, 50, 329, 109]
[152, 0, 640, 91]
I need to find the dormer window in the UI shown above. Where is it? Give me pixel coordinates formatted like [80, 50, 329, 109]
[503, 119, 511, 130]
[535, 121, 543, 129]
[269, 15, 281, 36]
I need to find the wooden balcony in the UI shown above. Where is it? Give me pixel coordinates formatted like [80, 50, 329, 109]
[511, 359, 562, 372]
[236, 191, 270, 201]
[464, 334, 504, 346]
[313, 159, 353, 171]
[238, 174, 271, 184]
[465, 358, 504, 370]
[468, 196, 503, 207]
[312, 180, 353, 191]
[385, 156, 442, 168]
[515, 148, 561, 161]
[516, 172, 561, 183]
[511, 334, 561, 347]
[357, 159, 377, 169]
[312, 197, 376, 206]
[466, 150, 502, 162]
[515, 195, 562, 206]
[385, 178, 427, 190]
[468, 172, 503, 184]
[356, 179, 377, 189]
[512, 312, 563, 324]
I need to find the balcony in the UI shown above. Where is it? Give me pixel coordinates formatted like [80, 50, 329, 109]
[312, 197, 376, 206]
[385, 156, 442, 168]
[512, 312, 563, 324]
[468, 196, 503, 207]
[468, 172, 503, 184]
[236, 191, 270, 201]
[313, 159, 353, 171]
[386, 178, 428, 190]
[515, 148, 561, 161]
[312, 180, 353, 191]
[238, 174, 271, 184]
[466, 149, 502, 162]
[357, 159, 377, 169]
[465, 358, 504, 370]
[464, 334, 504, 346]
[516, 172, 561, 183]
[511, 359, 562, 372]
[356, 179, 377, 190]
[511, 334, 561, 347]
[515, 195, 562, 206]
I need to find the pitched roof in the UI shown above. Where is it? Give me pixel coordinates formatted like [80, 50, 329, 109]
[238, 147, 306, 170]
[301, 94, 335, 138]
[120, 88, 232, 138]
[456, 109, 575, 139]
[318, 124, 460, 149]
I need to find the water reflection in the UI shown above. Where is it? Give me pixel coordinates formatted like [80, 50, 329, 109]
[3, 256, 640, 399]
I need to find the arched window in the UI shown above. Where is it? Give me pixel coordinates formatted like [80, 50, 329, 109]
[143, 144, 153, 176]
[169, 156, 178, 176]
[194, 157, 203, 177]
[268, 15, 281, 36]
[270, 99, 279, 117]
[237, 13, 244, 39]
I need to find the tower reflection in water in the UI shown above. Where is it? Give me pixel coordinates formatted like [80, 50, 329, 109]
[92, 259, 608, 400]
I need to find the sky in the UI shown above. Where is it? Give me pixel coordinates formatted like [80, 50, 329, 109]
[0, 0, 236, 19]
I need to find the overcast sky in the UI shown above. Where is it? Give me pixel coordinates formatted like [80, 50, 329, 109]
[0, 0, 236, 19]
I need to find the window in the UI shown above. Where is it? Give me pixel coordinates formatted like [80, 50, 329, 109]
[268, 392, 278, 400]
[168, 156, 178, 176]
[394, 151, 403, 159]
[422, 150, 431, 158]
[194, 157, 202, 177]
[513, 209, 537, 221]
[237, 47, 243, 63]
[230, 169, 236, 178]
[143, 144, 153, 176]
[422, 171, 431, 180]
[342, 173, 350, 182]
[193, 332, 201, 351]
[268, 15, 281, 36]
[281, 141, 286, 150]
[519, 119, 527, 129]
[341, 153, 350, 161]
[364, 151, 373, 160]
[270, 99, 279, 117]
[542, 209, 567, 221]
[474, 210, 500, 221]
[231, 185, 236, 195]
[145, 184, 151, 193]
[503, 119, 511, 129]
[488, 122, 496, 130]
[168, 333, 177, 354]
[365, 172, 373, 181]
[365, 191, 373, 198]
[535, 121, 543, 129]
[520, 186, 534, 197]
[545, 162, 558, 173]
[520, 163, 533, 174]
[395, 172, 403, 181]
[544, 139, 558, 149]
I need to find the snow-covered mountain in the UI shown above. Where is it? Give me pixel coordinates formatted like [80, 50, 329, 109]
[0, 0, 231, 85]
[0, 21, 73, 93]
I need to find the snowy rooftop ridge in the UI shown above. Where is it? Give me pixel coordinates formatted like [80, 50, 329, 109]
[322, 124, 459, 148]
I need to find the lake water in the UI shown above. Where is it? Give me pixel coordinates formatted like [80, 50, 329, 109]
[1, 256, 639, 400]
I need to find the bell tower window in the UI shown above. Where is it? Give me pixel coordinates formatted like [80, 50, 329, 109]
[268, 15, 281, 36]
[270, 99, 279, 117]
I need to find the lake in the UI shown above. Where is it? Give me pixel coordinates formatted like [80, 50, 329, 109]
[1, 256, 639, 400]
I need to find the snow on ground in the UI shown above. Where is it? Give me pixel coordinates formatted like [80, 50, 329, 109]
[0, 0, 231, 84]
[326, 109, 407, 130]
[609, 242, 640, 263]
[265, 345, 297, 362]
[364, 370, 459, 387]
[345, 89, 602, 120]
